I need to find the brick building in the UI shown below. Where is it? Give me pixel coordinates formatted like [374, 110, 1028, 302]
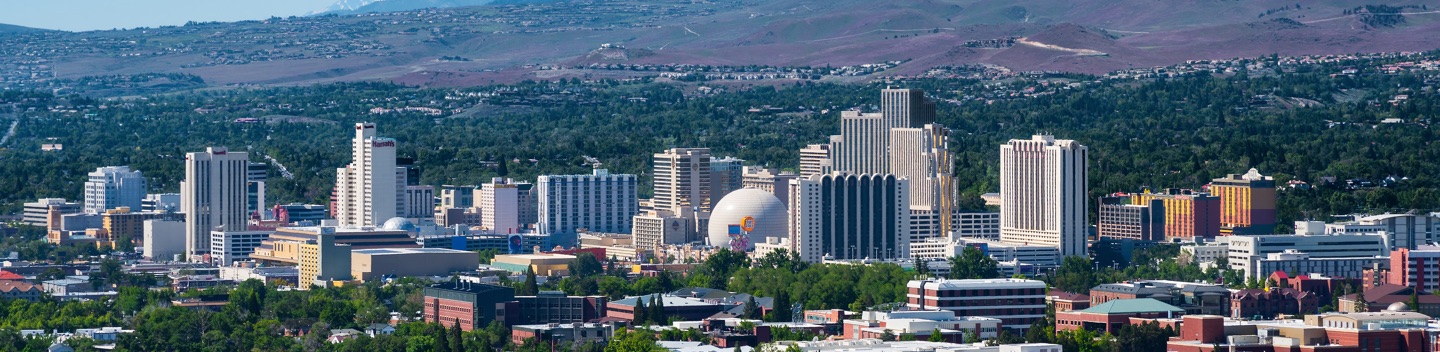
[1056, 298, 1185, 334]
[906, 279, 1047, 331]
[1229, 288, 1320, 320]
[422, 281, 515, 331]
[497, 291, 607, 326]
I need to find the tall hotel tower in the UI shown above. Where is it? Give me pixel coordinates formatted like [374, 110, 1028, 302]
[829, 89, 936, 175]
[999, 135, 1088, 257]
[334, 123, 406, 227]
[182, 147, 249, 259]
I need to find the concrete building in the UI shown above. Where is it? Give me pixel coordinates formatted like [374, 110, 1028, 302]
[439, 185, 476, 209]
[490, 253, 576, 276]
[630, 210, 698, 252]
[479, 178, 525, 234]
[251, 224, 417, 265]
[511, 322, 614, 346]
[1210, 168, 1277, 235]
[143, 219, 186, 261]
[798, 144, 832, 179]
[1382, 245, 1440, 291]
[22, 198, 79, 227]
[334, 123, 406, 227]
[1327, 213, 1440, 251]
[403, 185, 435, 219]
[906, 279, 1047, 330]
[828, 89, 935, 176]
[789, 173, 910, 262]
[423, 281, 515, 331]
[1165, 310, 1431, 352]
[1089, 280, 1230, 316]
[83, 166, 146, 214]
[273, 203, 327, 224]
[842, 310, 1000, 342]
[1097, 195, 1164, 242]
[909, 238, 1061, 268]
[710, 156, 745, 205]
[1132, 189, 1221, 240]
[298, 231, 352, 288]
[182, 147, 250, 259]
[999, 135, 1088, 257]
[537, 169, 639, 247]
[652, 148, 713, 213]
[606, 294, 728, 322]
[740, 167, 797, 207]
[1227, 229, 1387, 278]
[142, 193, 180, 213]
[247, 162, 267, 215]
[350, 248, 480, 281]
[890, 124, 951, 210]
[101, 208, 180, 248]
[209, 230, 272, 265]
[953, 212, 1002, 240]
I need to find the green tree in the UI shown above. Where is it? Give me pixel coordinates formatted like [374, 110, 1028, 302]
[768, 291, 792, 322]
[928, 328, 945, 342]
[569, 252, 604, 278]
[1053, 256, 1096, 293]
[605, 329, 664, 352]
[949, 246, 999, 279]
[520, 268, 539, 296]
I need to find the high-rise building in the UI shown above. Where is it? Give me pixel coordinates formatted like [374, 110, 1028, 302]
[788, 173, 910, 262]
[537, 169, 639, 246]
[440, 185, 476, 209]
[741, 167, 797, 207]
[83, 166, 146, 214]
[651, 148, 712, 213]
[404, 185, 435, 219]
[247, 162, 267, 215]
[1097, 195, 1165, 242]
[1385, 246, 1440, 292]
[999, 135, 1088, 257]
[182, 147, 250, 259]
[1211, 168, 1277, 235]
[479, 178, 523, 234]
[1327, 213, 1440, 251]
[709, 156, 745, 206]
[890, 124, 951, 209]
[517, 182, 537, 229]
[828, 89, 936, 176]
[334, 123, 406, 227]
[798, 143, 832, 178]
[143, 219, 186, 261]
[1131, 189, 1221, 240]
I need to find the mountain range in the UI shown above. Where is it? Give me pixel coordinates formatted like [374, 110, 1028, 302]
[5, 0, 1440, 90]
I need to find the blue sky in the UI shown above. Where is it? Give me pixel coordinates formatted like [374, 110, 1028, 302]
[0, 0, 338, 32]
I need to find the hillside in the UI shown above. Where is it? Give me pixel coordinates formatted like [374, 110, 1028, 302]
[0, 23, 51, 34]
[4, 0, 1440, 92]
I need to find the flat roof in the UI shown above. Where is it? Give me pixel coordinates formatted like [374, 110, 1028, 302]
[353, 248, 472, 255]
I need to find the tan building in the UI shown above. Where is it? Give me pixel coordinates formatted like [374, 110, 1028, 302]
[490, 253, 575, 276]
[578, 232, 648, 261]
[102, 207, 180, 248]
[298, 232, 352, 289]
[253, 225, 417, 264]
[351, 248, 479, 282]
[0, 281, 42, 302]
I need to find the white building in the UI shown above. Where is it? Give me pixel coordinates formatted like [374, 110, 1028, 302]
[1227, 228, 1387, 278]
[652, 148, 712, 213]
[83, 166, 146, 214]
[890, 124, 950, 210]
[22, 198, 79, 227]
[479, 178, 523, 234]
[829, 89, 935, 176]
[908, 238, 1061, 267]
[1326, 213, 1440, 251]
[142, 193, 180, 213]
[143, 219, 186, 261]
[789, 173, 910, 262]
[999, 135, 1088, 257]
[842, 310, 1000, 341]
[906, 278, 1047, 330]
[741, 167, 798, 207]
[1252, 250, 1382, 280]
[403, 185, 435, 219]
[537, 169, 638, 246]
[798, 143, 832, 179]
[182, 147, 250, 259]
[334, 122, 405, 227]
[710, 156, 745, 206]
[209, 230, 273, 265]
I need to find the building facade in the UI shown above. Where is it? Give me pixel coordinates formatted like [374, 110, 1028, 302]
[403, 185, 435, 219]
[83, 166, 146, 214]
[652, 148, 713, 213]
[1210, 168, 1277, 235]
[798, 143, 832, 179]
[999, 135, 1088, 257]
[710, 157, 745, 205]
[537, 169, 638, 247]
[209, 230, 273, 265]
[906, 279, 1047, 331]
[789, 173, 910, 262]
[182, 147, 250, 259]
[423, 282, 515, 331]
[1097, 195, 1164, 242]
[334, 123, 406, 227]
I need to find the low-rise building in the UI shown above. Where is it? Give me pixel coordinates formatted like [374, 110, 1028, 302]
[1166, 309, 1431, 352]
[0, 281, 42, 301]
[209, 230, 273, 265]
[1339, 284, 1440, 317]
[489, 253, 576, 276]
[842, 310, 1000, 343]
[497, 291, 607, 326]
[423, 281, 515, 331]
[1089, 280, 1229, 316]
[1056, 298, 1185, 334]
[906, 279, 1047, 330]
[1230, 288, 1320, 320]
[511, 322, 615, 346]
[350, 248, 479, 282]
[607, 294, 728, 322]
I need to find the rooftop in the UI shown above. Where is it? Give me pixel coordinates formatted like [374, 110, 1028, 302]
[353, 248, 473, 255]
[1077, 298, 1185, 315]
[907, 278, 1045, 289]
[611, 294, 719, 308]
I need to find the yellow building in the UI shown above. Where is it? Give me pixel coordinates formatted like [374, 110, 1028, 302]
[1210, 168, 1277, 235]
[298, 232, 351, 289]
[489, 253, 574, 276]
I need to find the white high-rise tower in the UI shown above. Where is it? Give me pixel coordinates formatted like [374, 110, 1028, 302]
[334, 123, 406, 227]
[999, 135, 1088, 257]
[83, 166, 146, 214]
[182, 147, 249, 259]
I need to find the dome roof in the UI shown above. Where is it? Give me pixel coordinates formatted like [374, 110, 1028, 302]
[1387, 302, 1412, 312]
[382, 217, 417, 232]
[707, 189, 787, 251]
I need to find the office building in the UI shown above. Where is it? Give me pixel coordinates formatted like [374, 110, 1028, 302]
[423, 281, 515, 331]
[23, 198, 80, 227]
[298, 231, 352, 288]
[1055, 298, 1186, 334]
[999, 135, 1088, 257]
[537, 169, 638, 247]
[1227, 228, 1387, 279]
[1097, 195, 1165, 242]
[479, 178, 525, 233]
[83, 166, 146, 214]
[334, 123, 406, 227]
[798, 143, 832, 178]
[1211, 168, 1277, 235]
[403, 185, 435, 219]
[907, 279, 1047, 330]
[606, 294, 728, 322]
[789, 173, 910, 262]
[741, 167, 797, 207]
[843, 310, 1000, 342]
[416, 233, 548, 254]
[350, 248, 480, 282]
[1089, 280, 1230, 316]
[497, 292, 608, 326]
[829, 89, 935, 176]
[1327, 213, 1440, 251]
[247, 162, 267, 215]
[273, 203, 328, 224]
[142, 193, 180, 213]
[890, 124, 951, 210]
[101, 207, 180, 248]
[510, 323, 614, 346]
[210, 230, 273, 265]
[1381, 245, 1440, 292]
[652, 148, 713, 213]
[953, 212, 1001, 240]
[143, 219, 186, 261]
[251, 224, 418, 264]
[1166, 311, 1431, 352]
[440, 185, 476, 209]
[710, 157, 745, 204]
[182, 147, 251, 259]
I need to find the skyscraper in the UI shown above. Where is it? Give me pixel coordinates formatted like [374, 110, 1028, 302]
[828, 88, 937, 176]
[479, 178, 523, 234]
[889, 124, 951, 209]
[789, 173, 911, 262]
[538, 169, 638, 245]
[798, 143, 832, 179]
[247, 162, 267, 215]
[710, 156, 745, 207]
[83, 166, 146, 214]
[334, 123, 406, 227]
[651, 148, 712, 213]
[999, 135, 1088, 257]
[182, 147, 250, 259]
